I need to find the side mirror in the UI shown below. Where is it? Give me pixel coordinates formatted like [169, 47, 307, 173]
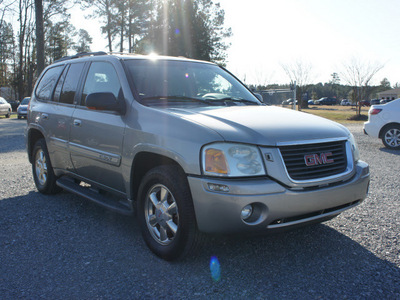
[86, 92, 125, 114]
[254, 93, 264, 103]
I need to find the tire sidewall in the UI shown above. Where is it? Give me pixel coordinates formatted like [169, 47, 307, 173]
[137, 166, 196, 261]
[382, 125, 400, 150]
[32, 139, 59, 194]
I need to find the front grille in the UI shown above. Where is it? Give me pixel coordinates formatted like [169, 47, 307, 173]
[279, 140, 347, 180]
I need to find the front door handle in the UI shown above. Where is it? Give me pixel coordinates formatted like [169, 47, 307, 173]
[73, 119, 82, 127]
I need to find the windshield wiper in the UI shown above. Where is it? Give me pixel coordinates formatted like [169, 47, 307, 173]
[141, 95, 218, 105]
[214, 97, 259, 105]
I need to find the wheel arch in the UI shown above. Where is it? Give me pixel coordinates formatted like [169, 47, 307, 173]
[27, 128, 45, 163]
[130, 152, 187, 202]
[378, 122, 400, 139]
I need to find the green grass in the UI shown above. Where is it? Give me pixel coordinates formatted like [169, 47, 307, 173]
[300, 106, 369, 124]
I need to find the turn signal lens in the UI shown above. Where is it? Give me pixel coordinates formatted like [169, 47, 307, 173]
[205, 148, 229, 174]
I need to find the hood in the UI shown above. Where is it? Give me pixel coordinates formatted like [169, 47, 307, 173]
[164, 105, 349, 146]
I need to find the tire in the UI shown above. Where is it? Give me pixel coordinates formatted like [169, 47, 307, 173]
[6, 109, 11, 118]
[381, 125, 400, 150]
[18, 115, 21, 119]
[137, 165, 203, 261]
[32, 139, 61, 194]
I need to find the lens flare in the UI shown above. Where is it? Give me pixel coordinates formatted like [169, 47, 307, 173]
[209, 256, 221, 282]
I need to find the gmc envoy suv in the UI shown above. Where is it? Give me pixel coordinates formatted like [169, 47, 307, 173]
[26, 52, 370, 260]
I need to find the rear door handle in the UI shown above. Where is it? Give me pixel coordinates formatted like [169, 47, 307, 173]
[73, 119, 82, 127]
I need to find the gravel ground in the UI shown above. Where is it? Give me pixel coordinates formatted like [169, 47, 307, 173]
[0, 117, 399, 299]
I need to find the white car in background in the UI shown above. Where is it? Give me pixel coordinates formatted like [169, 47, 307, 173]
[0, 97, 12, 118]
[341, 99, 351, 106]
[364, 98, 400, 150]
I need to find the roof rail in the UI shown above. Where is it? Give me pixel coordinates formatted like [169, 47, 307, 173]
[54, 51, 108, 63]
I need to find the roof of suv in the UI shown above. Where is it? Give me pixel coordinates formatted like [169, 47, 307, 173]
[55, 51, 214, 65]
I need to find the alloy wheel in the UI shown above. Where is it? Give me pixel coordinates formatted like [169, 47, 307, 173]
[35, 149, 48, 186]
[144, 184, 179, 245]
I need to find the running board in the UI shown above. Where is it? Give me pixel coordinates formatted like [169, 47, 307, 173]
[56, 177, 134, 215]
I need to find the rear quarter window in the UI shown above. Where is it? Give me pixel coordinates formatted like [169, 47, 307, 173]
[35, 65, 64, 101]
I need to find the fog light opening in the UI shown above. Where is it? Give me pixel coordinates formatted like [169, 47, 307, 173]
[241, 204, 253, 221]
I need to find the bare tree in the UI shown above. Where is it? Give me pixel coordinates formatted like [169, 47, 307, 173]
[281, 59, 313, 110]
[341, 57, 384, 116]
[35, 0, 44, 74]
[17, 0, 35, 99]
[251, 67, 275, 89]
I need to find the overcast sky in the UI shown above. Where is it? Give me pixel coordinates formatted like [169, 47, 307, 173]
[74, 0, 400, 86]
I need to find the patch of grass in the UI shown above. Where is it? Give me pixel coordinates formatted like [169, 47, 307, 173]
[347, 114, 368, 121]
[300, 106, 369, 124]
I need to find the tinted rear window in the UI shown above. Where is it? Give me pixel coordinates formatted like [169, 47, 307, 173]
[36, 66, 64, 101]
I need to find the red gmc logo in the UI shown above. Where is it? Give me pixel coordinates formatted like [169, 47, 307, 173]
[304, 152, 334, 166]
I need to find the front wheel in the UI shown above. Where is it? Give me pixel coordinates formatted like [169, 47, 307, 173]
[6, 109, 11, 118]
[382, 125, 400, 150]
[32, 139, 61, 194]
[137, 166, 203, 260]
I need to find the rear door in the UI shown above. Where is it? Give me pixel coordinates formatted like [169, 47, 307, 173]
[69, 61, 127, 193]
[33, 63, 85, 171]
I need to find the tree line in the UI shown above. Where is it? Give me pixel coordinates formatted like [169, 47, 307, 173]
[0, 0, 231, 100]
[249, 77, 397, 107]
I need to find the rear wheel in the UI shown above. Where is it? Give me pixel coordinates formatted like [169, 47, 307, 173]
[32, 139, 61, 194]
[382, 125, 400, 150]
[137, 165, 202, 260]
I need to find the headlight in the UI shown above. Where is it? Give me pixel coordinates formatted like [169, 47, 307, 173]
[202, 143, 266, 177]
[348, 133, 360, 162]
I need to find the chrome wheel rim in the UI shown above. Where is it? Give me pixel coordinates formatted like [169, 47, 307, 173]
[384, 128, 400, 148]
[145, 184, 179, 245]
[35, 149, 48, 186]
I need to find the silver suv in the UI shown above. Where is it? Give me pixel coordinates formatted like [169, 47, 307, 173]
[26, 53, 370, 260]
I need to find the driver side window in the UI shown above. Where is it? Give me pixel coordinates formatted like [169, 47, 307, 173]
[81, 62, 121, 106]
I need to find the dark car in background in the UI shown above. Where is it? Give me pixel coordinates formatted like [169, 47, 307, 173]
[314, 97, 337, 105]
[7, 99, 20, 111]
[359, 100, 370, 107]
[370, 99, 381, 105]
[380, 99, 394, 104]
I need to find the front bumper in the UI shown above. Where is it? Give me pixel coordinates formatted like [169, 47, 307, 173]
[188, 161, 370, 233]
[17, 110, 27, 117]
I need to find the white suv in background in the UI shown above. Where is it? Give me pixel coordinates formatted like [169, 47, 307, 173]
[364, 98, 400, 150]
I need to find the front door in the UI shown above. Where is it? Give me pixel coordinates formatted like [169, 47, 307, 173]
[69, 61, 127, 193]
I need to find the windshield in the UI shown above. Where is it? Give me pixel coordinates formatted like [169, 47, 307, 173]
[124, 59, 261, 107]
[21, 98, 30, 105]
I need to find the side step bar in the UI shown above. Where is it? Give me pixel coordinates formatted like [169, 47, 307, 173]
[56, 177, 134, 215]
